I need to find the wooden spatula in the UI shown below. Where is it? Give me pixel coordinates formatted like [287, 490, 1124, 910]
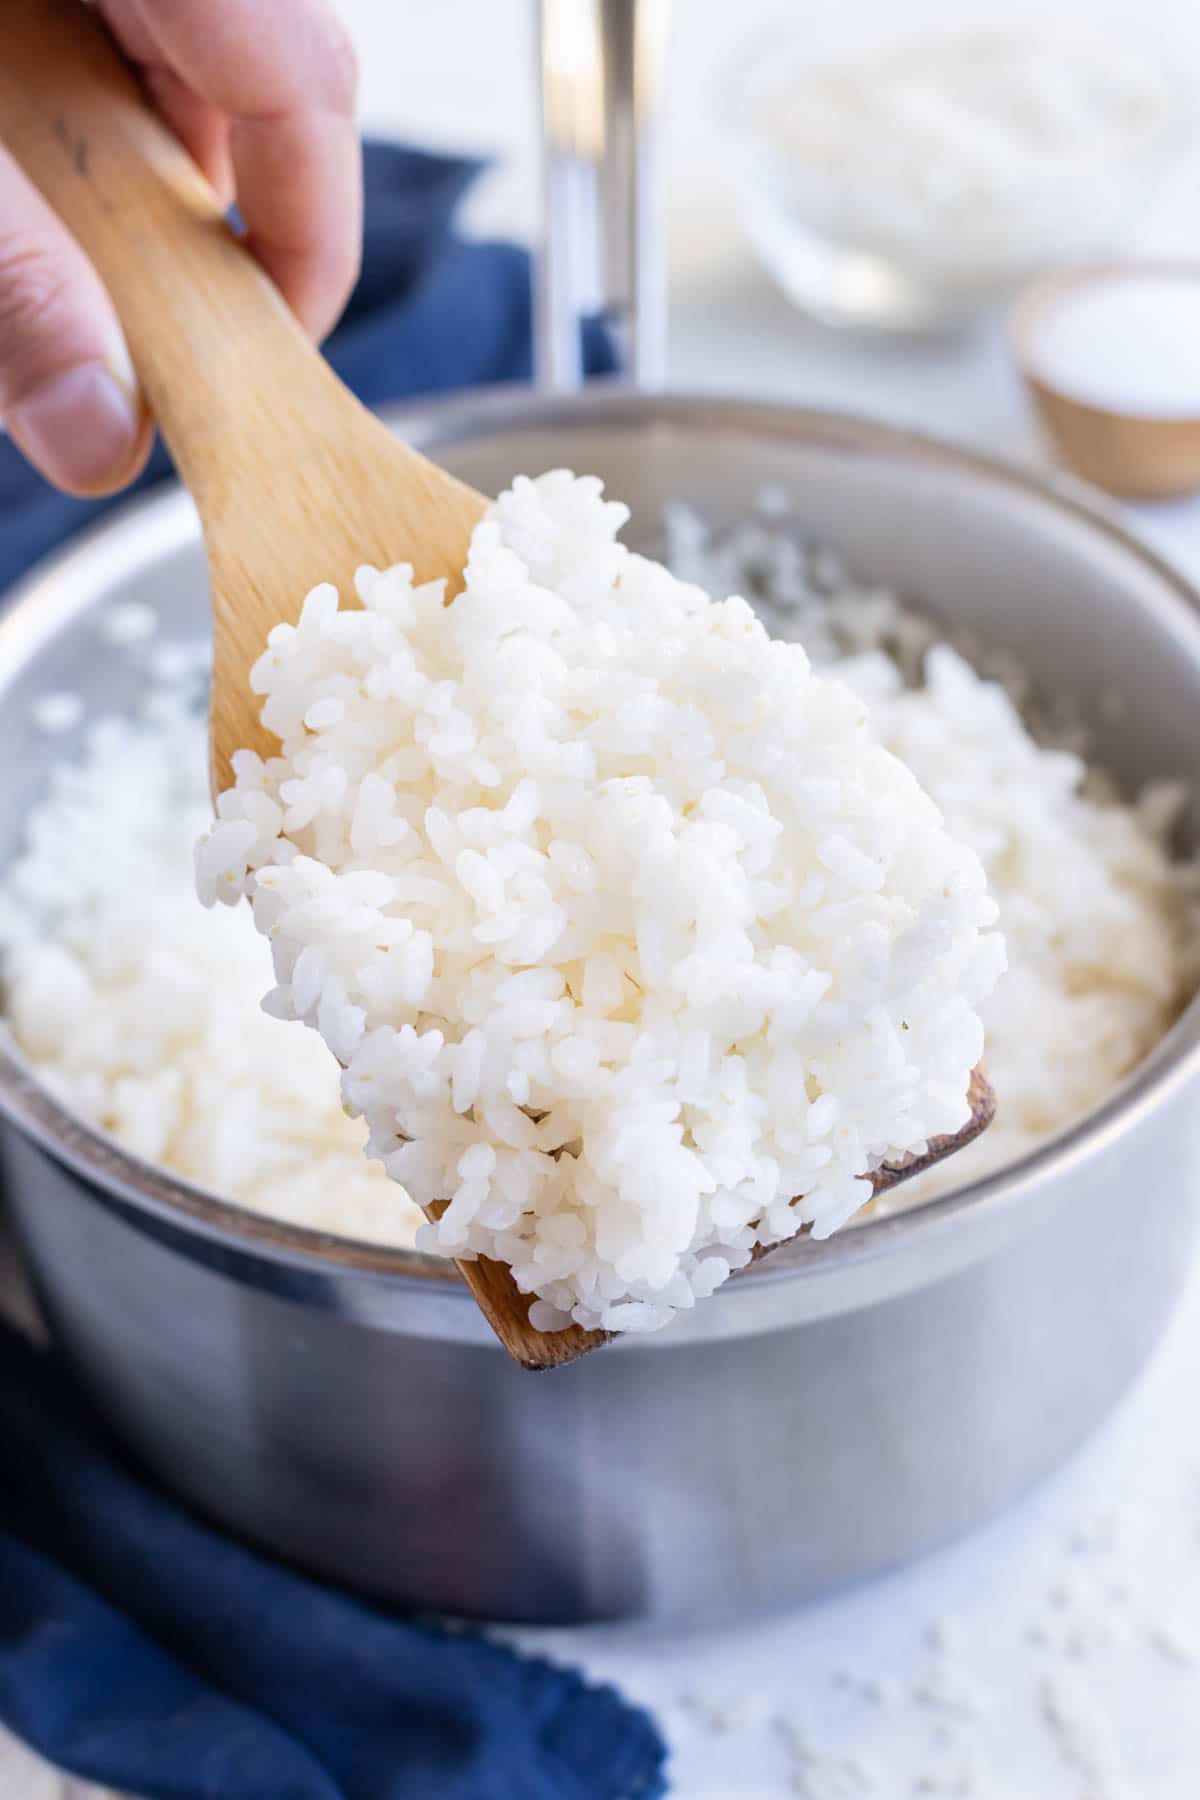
[1, 0, 487, 798]
[0, 0, 996, 1373]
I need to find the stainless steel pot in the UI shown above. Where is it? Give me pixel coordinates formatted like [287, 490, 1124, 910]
[2, 392, 1200, 1625]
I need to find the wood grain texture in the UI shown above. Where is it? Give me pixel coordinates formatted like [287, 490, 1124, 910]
[464, 1262, 610, 1370]
[426, 1209, 611, 1371]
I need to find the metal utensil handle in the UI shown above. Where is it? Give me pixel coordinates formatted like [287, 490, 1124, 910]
[537, 0, 669, 391]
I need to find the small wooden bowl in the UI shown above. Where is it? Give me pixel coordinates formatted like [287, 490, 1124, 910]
[1011, 263, 1200, 503]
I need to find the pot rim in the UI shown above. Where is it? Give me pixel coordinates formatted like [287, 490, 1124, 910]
[1, 387, 1198, 1319]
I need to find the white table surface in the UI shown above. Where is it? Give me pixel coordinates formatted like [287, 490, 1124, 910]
[6, 1, 1200, 1793]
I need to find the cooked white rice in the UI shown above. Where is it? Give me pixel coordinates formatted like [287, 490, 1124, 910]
[666, 502, 1200, 1198]
[196, 472, 1003, 1333]
[0, 479, 1192, 1311]
[0, 680, 421, 1245]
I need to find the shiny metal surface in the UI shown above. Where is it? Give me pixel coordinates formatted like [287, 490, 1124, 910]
[537, 0, 668, 389]
[2, 394, 1199, 1622]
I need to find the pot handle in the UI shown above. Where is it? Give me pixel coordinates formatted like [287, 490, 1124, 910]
[536, 0, 669, 392]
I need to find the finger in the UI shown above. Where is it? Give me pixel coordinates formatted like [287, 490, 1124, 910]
[139, 66, 234, 204]
[0, 148, 151, 496]
[112, 0, 362, 340]
[97, 0, 233, 200]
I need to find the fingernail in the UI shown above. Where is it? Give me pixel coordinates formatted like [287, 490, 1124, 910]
[8, 361, 144, 495]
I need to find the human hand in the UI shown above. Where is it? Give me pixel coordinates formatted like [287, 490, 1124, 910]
[0, 0, 362, 495]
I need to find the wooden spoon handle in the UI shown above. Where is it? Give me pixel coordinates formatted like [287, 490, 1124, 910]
[0, 0, 320, 508]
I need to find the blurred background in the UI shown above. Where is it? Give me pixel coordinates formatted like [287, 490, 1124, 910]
[341, 0, 1200, 468]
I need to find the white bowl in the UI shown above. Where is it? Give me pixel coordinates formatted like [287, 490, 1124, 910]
[721, 21, 1194, 334]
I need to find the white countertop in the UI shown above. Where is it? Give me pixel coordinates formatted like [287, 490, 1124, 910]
[5, 3, 1200, 1793]
[5, 1227, 1198, 1800]
[516, 1269, 1200, 1800]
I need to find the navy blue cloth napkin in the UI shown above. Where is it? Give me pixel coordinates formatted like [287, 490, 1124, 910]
[0, 1323, 666, 1800]
[0, 145, 659, 1800]
[0, 141, 616, 594]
